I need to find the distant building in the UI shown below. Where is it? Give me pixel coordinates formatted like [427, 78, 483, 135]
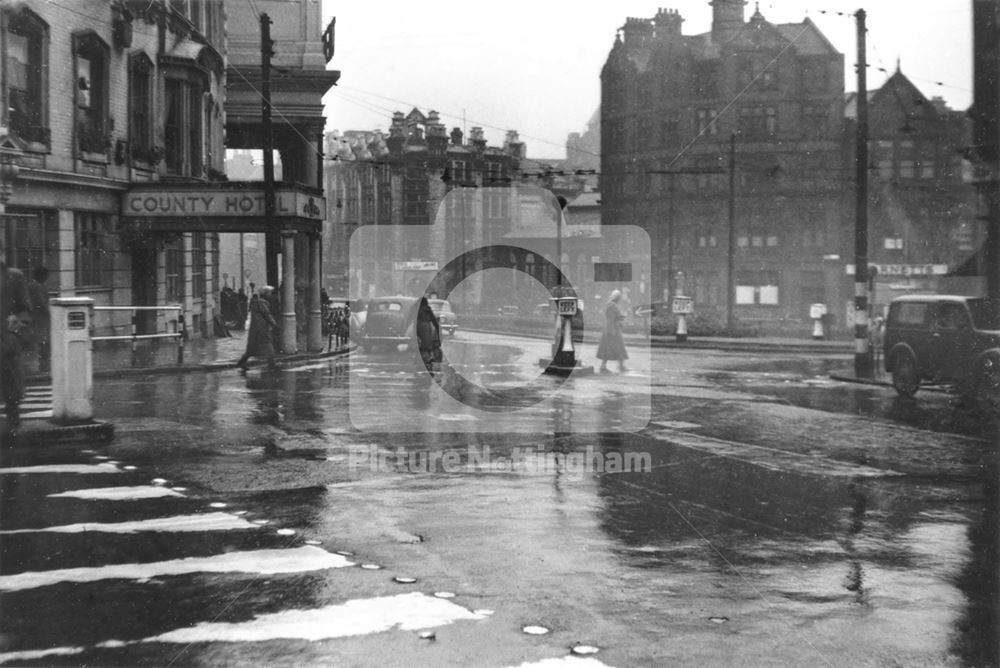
[324, 110, 524, 307]
[846, 67, 979, 314]
[601, 2, 978, 334]
[566, 108, 600, 173]
[601, 2, 846, 332]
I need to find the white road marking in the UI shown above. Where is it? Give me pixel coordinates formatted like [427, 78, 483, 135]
[0, 546, 353, 591]
[0, 464, 121, 475]
[0, 512, 259, 535]
[109, 592, 487, 644]
[0, 646, 85, 664]
[509, 657, 612, 668]
[47, 486, 186, 500]
[649, 420, 701, 430]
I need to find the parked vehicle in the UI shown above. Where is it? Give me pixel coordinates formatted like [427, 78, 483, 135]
[883, 295, 1000, 408]
[352, 296, 441, 361]
[428, 298, 458, 336]
[497, 305, 521, 317]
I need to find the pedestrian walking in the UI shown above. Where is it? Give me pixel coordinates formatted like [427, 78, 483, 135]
[596, 289, 628, 374]
[2, 265, 32, 435]
[236, 285, 278, 371]
[27, 266, 51, 372]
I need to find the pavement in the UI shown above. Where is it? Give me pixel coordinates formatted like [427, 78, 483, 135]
[6, 330, 351, 448]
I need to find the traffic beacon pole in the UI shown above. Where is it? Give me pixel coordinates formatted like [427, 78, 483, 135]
[854, 9, 873, 378]
[261, 13, 279, 290]
[541, 195, 593, 376]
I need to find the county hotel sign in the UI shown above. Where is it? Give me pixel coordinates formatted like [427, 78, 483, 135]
[124, 184, 324, 232]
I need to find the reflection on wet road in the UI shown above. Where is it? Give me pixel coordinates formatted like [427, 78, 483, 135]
[1, 334, 995, 666]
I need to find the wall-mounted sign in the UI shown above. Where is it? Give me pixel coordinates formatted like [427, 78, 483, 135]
[845, 264, 948, 277]
[67, 311, 87, 329]
[125, 187, 325, 220]
[393, 261, 439, 271]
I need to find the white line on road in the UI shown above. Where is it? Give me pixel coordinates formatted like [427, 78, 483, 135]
[509, 657, 613, 667]
[0, 546, 354, 591]
[109, 592, 487, 644]
[0, 463, 122, 475]
[46, 486, 186, 500]
[0, 593, 490, 664]
[0, 512, 259, 535]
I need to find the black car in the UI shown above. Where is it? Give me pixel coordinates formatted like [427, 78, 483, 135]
[353, 296, 442, 363]
[883, 295, 1000, 408]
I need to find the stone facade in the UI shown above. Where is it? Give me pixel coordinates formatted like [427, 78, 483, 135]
[601, 3, 846, 332]
[600, 3, 978, 334]
[2, 0, 228, 338]
[323, 111, 524, 309]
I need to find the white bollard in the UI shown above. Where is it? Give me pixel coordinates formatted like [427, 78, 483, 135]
[676, 313, 688, 342]
[812, 316, 824, 339]
[49, 298, 94, 423]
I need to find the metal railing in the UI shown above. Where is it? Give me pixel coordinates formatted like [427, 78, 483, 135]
[92, 305, 187, 364]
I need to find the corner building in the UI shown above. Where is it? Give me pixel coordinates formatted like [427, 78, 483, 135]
[2, 0, 228, 338]
[601, 2, 845, 332]
[2, 0, 337, 350]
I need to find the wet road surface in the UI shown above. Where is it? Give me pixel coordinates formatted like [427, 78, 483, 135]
[1, 331, 996, 666]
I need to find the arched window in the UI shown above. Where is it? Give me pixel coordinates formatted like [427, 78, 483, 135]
[3, 8, 49, 145]
[74, 31, 110, 155]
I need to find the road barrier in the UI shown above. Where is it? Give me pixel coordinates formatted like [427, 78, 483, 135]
[92, 305, 187, 365]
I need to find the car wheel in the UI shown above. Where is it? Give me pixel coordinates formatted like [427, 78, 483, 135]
[891, 352, 920, 398]
[975, 355, 1000, 414]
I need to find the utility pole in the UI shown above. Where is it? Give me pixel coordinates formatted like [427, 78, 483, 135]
[854, 9, 872, 378]
[727, 131, 737, 333]
[261, 12, 279, 290]
[973, 0, 1000, 323]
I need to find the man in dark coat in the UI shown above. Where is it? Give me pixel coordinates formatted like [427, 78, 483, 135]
[2, 265, 32, 434]
[236, 285, 278, 370]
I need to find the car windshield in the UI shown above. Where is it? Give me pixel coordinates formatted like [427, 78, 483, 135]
[967, 298, 999, 330]
[429, 300, 451, 313]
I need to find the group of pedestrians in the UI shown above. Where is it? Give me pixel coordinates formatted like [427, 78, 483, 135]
[2, 264, 51, 435]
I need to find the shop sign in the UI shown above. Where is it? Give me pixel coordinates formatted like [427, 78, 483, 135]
[845, 264, 948, 277]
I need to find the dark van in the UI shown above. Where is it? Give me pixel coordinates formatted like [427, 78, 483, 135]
[883, 295, 1000, 408]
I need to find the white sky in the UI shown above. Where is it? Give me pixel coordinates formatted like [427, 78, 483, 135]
[320, 1, 973, 159]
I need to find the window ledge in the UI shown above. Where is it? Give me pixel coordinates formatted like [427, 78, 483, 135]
[80, 151, 110, 164]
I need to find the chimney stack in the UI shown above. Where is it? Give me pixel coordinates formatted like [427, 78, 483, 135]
[710, 0, 747, 43]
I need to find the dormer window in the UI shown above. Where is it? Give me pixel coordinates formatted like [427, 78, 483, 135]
[3, 8, 49, 146]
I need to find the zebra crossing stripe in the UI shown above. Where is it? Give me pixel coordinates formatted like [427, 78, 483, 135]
[0, 546, 354, 592]
[0, 512, 260, 535]
[508, 657, 612, 667]
[0, 463, 122, 475]
[106, 592, 488, 644]
[47, 485, 186, 500]
[0, 594, 492, 664]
